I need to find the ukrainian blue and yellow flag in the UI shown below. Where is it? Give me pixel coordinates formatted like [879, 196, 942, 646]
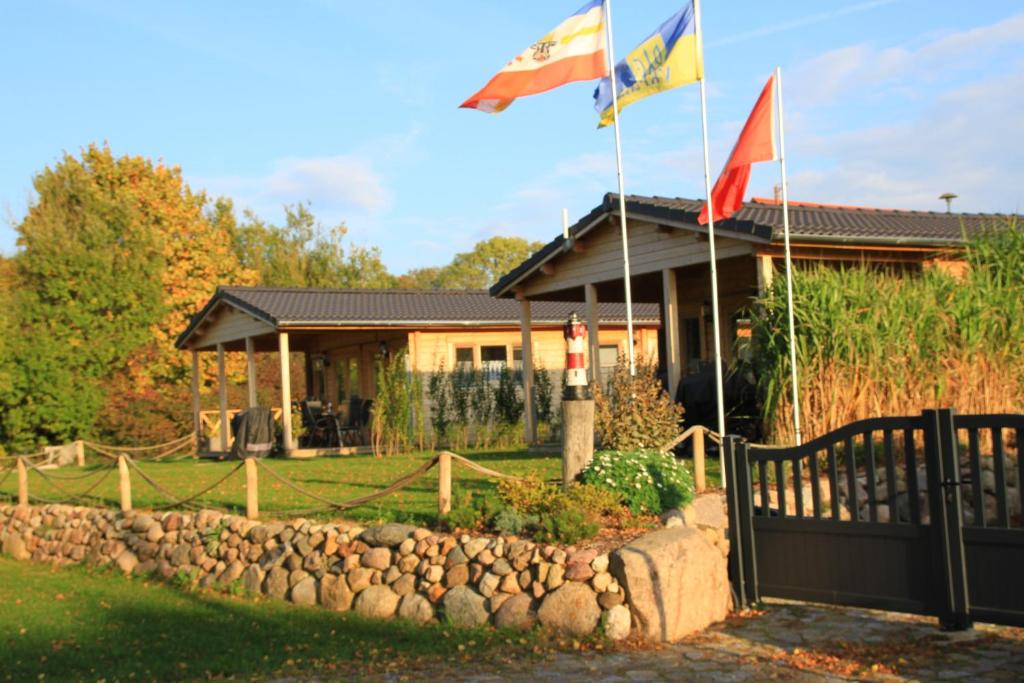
[593, 1, 702, 127]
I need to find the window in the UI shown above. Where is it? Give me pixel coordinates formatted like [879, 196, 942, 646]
[454, 347, 474, 373]
[683, 317, 702, 374]
[599, 345, 619, 382]
[512, 346, 523, 369]
[481, 345, 507, 380]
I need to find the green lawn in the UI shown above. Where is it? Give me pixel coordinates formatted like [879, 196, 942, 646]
[0, 448, 720, 527]
[0, 448, 561, 526]
[0, 558, 561, 682]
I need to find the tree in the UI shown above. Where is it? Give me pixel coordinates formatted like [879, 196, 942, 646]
[3, 144, 256, 448]
[397, 236, 543, 290]
[232, 203, 395, 289]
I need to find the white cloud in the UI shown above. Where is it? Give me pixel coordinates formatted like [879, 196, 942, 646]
[789, 13, 1024, 106]
[195, 153, 392, 230]
[781, 68, 1024, 212]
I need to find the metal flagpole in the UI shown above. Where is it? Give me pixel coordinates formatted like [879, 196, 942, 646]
[775, 66, 802, 445]
[603, 0, 636, 376]
[694, 0, 727, 449]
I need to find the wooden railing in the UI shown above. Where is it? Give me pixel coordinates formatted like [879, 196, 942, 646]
[199, 408, 283, 447]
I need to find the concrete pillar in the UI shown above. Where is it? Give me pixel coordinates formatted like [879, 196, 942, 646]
[216, 343, 229, 452]
[662, 268, 682, 396]
[279, 332, 294, 452]
[584, 283, 601, 384]
[245, 337, 258, 408]
[518, 298, 536, 444]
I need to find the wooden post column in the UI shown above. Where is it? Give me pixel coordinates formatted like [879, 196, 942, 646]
[662, 268, 682, 396]
[245, 337, 258, 409]
[216, 343, 229, 452]
[518, 298, 536, 444]
[584, 283, 601, 384]
[191, 350, 202, 450]
[279, 332, 294, 453]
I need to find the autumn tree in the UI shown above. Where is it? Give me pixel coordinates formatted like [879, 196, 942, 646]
[397, 236, 542, 290]
[233, 203, 395, 289]
[3, 144, 256, 448]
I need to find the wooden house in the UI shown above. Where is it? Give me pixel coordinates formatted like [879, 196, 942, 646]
[490, 193, 1000, 437]
[175, 287, 659, 455]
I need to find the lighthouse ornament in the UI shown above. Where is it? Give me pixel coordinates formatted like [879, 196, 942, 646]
[563, 311, 590, 400]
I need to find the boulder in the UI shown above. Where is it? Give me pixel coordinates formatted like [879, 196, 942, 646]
[265, 567, 290, 600]
[442, 585, 488, 627]
[397, 593, 434, 623]
[1, 533, 29, 561]
[361, 547, 392, 570]
[604, 605, 631, 641]
[537, 582, 600, 636]
[444, 563, 469, 588]
[493, 593, 536, 630]
[218, 560, 245, 585]
[242, 564, 265, 594]
[610, 527, 729, 642]
[359, 524, 418, 548]
[354, 585, 400, 619]
[115, 550, 138, 575]
[690, 493, 727, 531]
[347, 567, 373, 593]
[320, 573, 354, 611]
[290, 576, 318, 606]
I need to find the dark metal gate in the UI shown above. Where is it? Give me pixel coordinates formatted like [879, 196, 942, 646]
[725, 409, 1024, 628]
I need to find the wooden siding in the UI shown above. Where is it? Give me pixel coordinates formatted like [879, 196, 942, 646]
[521, 217, 753, 298]
[190, 305, 274, 349]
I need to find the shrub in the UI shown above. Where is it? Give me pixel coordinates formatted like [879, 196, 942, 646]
[372, 350, 414, 457]
[534, 506, 599, 545]
[580, 449, 694, 515]
[592, 354, 683, 451]
[491, 507, 538, 535]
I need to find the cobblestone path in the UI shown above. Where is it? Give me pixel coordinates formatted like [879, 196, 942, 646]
[373, 600, 1024, 682]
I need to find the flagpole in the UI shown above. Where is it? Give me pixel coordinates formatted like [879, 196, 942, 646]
[694, 0, 727, 449]
[602, 0, 636, 376]
[775, 66, 802, 446]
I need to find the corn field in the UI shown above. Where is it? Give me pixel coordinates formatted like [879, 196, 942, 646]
[752, 218, 1024, 443]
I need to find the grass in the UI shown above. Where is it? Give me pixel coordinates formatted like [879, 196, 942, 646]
[0, 448, 561, 527]
[0, 558, 565, 682]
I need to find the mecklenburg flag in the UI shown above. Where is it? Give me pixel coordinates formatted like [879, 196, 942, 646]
[699, 74, 777, 224]
[460, 0, 607, 113]
[593, 2, 702, 127]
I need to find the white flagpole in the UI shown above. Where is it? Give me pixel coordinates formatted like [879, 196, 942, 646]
[775, 66, 802, 446]
[603, 0, 636, 376]
[694, 0, 727, 447]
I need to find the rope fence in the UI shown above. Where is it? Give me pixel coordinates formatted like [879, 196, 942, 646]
[659, 425, 723, 493]
[1, 447, 526, 522]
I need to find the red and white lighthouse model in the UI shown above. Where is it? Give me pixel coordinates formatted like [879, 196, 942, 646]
[563, 311, 589, 400]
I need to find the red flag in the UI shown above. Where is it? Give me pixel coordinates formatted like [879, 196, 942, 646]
[699, 74, 777, 224]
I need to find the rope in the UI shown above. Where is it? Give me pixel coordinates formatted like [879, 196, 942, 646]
[256, 456, 441, 511]
[444, 452, 530, 482]
[28, 466, 116, 505]
[659, 426, 722, 453]
[82, 433, 194, 453]
[124, 456, 243, 511]
[26, 461, 115, 481]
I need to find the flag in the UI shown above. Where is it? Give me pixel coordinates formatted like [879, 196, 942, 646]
[699, 74, 777, 224]
[593, 2, 702, 127]
[460, 0, 607, 113]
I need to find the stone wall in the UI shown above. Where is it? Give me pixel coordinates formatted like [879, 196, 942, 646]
[0, 494, 732, 642]
[0, 504, 629, 638]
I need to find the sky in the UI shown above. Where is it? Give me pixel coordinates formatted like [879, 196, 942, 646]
[1, 0, 1022, 274]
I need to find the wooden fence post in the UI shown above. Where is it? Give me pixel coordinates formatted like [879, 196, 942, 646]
[17, 457, 28, 508]
[693, 428, 706, 493]
[245, 458, 259, 520]
[438, 452, 452, 516]
[117, 456, 132, 513]
[74, 440, 86, 467]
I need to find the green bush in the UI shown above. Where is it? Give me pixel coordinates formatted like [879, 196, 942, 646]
[534, 506, 598, 545]
[580, 449, 694, 515]
[491, 507, 538, 535]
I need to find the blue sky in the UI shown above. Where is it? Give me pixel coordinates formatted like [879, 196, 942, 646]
[2, 1, 1022, 273]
